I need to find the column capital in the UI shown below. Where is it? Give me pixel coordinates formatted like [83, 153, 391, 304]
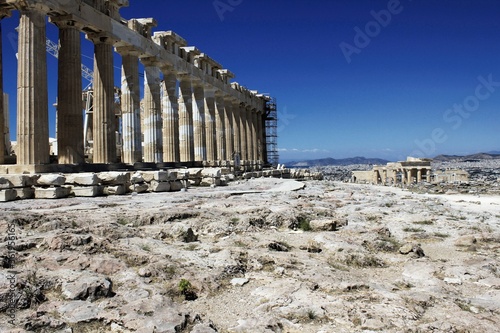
[115, 45, 140, 57]
[86, 32, 117, 45]
[49, 15, 85, 30]
[140, 56, 161, 67]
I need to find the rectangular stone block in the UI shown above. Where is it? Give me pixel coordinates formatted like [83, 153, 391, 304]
[35, 187, 71, 199]
[0, 189, 17, 202]
[149, 180, 170, 192]
[0, 175, 35, 189]
[15, 187, 35, 200]
[37, 174, 67, 186]
[71, 186, 104, 197]
[169, 169, 189, 180]
[141, 171, 168, 183]
[65, 173, 99, 186]
[166, 171, 178, 181]
[201, 168, 222, 178]
[129, 183, 149, 193]
[98, 172, 130, 185]
[103, 185, 127, 195]
[130, 172, 145, 184]
[200, 177, 221, 187]
[169, 180, 184, 192]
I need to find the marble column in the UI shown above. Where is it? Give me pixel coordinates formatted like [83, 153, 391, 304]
[178, 75, 194, 162]
[192, 81, 206, 162]
[246, 107, 254, 162]
[89, 34, 116, 163]
[215, 93, 226, 161]
[393, 170, 397, 184]
[239, 103, 248, 161]
[224, 97, 234, 162]
[426, 169, 431, 183]
[161, 69, 180, 163]
[407, 169, 413, 184]
[142, 59, 162, 163]
[117, 48, 142, 164]
[232, 100, 241, 162]
[54, 20, 84, 164]
[251, 109, 258, 163]
[417, 168, 422, 183]
[256, 110, 264, 163]
[204, 88, 216, 163]
[17, 9, 49, 165]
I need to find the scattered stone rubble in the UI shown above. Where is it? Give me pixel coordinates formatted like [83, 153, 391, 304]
[0, 168, 322, 202]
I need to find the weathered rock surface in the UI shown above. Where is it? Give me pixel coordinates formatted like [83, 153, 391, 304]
[0, 178, 499, 333]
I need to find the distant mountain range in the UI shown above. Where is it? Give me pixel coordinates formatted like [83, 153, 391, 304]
[433, 152, 500, 162]
[287, 157, 390, 167]
[286, 152, 500, 167]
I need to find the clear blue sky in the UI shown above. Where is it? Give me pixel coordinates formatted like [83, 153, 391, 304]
[2, 0, 500, 162]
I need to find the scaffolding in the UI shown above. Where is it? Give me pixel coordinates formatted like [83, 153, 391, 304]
[264, 96, 278, 167]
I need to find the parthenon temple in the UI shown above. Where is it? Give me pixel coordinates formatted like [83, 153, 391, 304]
[0, 0, 277, 173]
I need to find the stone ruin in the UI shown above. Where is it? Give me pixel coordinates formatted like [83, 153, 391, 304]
[352, 157, 470, 185]
[0, 0, 273, 174]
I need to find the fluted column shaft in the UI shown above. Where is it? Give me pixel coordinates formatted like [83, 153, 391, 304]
[215, 93, 226, 161]
[17, 9, 49, 165]
[161, 70, 180, 163]
[91, 37, 116, 163]
[246, 107, 254, 161]
[204, 88, 216, 162]
[119, 52, 142, 164]
[192, 82, 206, 162]
[239, 103, 248, 161]
[143, 61, 162, 163]
[224, 97, 234, 161]
[252, 110, 258, 163]
[256, 111, 263, 162]
[232, 100, 241, 161]
[56, 23, 84, 164]
[178, 76, 194, 162]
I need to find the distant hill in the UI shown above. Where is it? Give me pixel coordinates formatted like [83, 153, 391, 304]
[287, 157, 390, 167]
[433, 153, 500, 162]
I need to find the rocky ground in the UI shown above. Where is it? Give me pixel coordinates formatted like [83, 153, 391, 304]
[1, 177, 499, 333]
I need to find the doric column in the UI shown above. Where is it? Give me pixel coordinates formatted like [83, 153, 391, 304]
[178, 75, 194, 162]
[89, 34, 116, 163]
[407, 169, 412, 184]
[142, 58, 162, 163]
[0, 10, 8, 164]
[192, 81, 206, 162]
[417, 168, 422, 183]
[248, 109, 257, 163]
[426, 169, 431, 183]
[52, 18, 84, 164]
[246, 107, 254, 162]
[17, 8, 49, 165]
[161, 69, 180, 163]
[224, 96, 234, 162]
[239, 103, 248, 161]
[232, 100, 241, 161]
[204, 87, 216, 163]
[215, 93, 226, 161]
[251, 109, 258, 163]
[256, 110, 264, 163]
[393, 170, 397, 184]
[116, 47, 142, 164]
